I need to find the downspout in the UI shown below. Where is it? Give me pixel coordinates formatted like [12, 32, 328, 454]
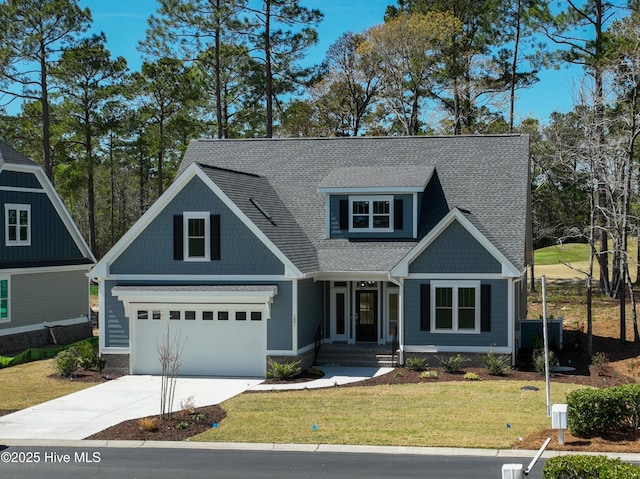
[512, 275, 523, 366]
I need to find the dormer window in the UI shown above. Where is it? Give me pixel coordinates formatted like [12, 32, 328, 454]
[349, 196, 393, 233]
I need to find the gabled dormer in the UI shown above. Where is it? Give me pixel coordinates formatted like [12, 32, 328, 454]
[317, 166, 434, 240]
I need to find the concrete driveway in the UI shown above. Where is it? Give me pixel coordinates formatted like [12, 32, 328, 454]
[0, 375, 263, 440]
[0, 367, 390, 441]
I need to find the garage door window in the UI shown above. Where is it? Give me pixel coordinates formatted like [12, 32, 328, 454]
[236, 312, 247, 321]
[153, 310, 162, 320]
[185, 311, 196, 320]
[251, 312, 262, 321]
[137, 310, 148, 320]
[170, 310, 181, 320]
[218, 311, 229, 321]
[203, 311, 214, 321]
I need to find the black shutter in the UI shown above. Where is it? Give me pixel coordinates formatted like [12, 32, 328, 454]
[339, 199, 348, 230]
[420, 283, 430, 331]
[173, 215, 183, 260]
[394, 199, 403, 230]
[210, 214, 221, 260]
[481, 284, 491, 332]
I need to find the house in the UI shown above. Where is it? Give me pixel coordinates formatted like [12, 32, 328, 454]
[0, 142, 96, 353]
[90, 135, 532, 377]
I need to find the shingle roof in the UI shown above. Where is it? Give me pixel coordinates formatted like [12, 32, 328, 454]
[0, 141, 37, 168]
[318, 166, 433, 190]
[180, 135, 530, 273]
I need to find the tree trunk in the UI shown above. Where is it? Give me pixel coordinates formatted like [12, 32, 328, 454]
[509, 0, 521, 133]
[264, 0, 273, 138]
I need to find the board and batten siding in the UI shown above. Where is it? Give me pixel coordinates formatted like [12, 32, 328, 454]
[0, 189, 88, 263]
[0, 171, 41, 189]
[403, 278, 509, 347]
[1, 270, 89, 331]
[109, 177, 285, 276]
[409, 220, 502, 274]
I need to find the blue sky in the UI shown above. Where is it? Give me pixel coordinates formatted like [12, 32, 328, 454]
[80, 0, 579, 124]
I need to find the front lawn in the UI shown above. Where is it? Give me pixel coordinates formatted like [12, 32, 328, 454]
[192, 381, 581, 449]
[0, 359, 96, 410]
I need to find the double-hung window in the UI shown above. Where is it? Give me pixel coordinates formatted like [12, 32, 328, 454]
[183, 212, 210, 261]
[5, 204, 30, 246]
[431, 281, 480, 333]
[349, 196, 392, 232]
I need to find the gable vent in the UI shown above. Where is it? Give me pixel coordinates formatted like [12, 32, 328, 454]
[249, 197, 276, 226]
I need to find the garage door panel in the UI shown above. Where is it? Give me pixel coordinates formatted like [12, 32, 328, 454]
[133, 306, 267, 377]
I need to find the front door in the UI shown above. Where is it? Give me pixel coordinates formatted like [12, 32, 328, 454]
[356, 290, 377, 342]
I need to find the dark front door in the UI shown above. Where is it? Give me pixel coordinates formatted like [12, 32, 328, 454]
[356, 290, 377, 342]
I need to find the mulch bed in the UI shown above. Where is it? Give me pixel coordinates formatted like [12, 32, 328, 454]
[85, 405, 226, 442]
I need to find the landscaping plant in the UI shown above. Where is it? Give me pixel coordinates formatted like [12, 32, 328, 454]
[53, 347, 79, 378]
[405, 357, 429, 371]
[266, 359, 301, 380]
[437, 354, 468, 373]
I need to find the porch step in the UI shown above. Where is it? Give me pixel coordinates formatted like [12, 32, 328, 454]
[315, 345, 398, 368]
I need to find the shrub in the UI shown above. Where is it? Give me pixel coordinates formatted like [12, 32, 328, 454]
[567, 384, 640, 437]
[405, 357, 429, 372]
[138, 417, 158, 432]
[75, 341, 97, 370]
[176, 421, 189, 430]
[53, 347, 79, 378]
[437, 354, 468, 373]
[482, 350, 511, 376]
[543, 455, 640, 479]
[532, 349, 558, 374]
[180, 395, 196, 416]
[591, 351, 609, 368]
[266, 359, 301, 380]
[420, 370, 438, 379]
[464, 372, 480, 381]
[95, 355, 107, 374]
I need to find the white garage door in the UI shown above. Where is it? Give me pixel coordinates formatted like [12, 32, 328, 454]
[112, 285, 277, 377]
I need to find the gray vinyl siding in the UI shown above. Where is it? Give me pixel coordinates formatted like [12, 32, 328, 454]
[0, 269, 89, 331]
[403, 279, 509, 347]
[297, 278, 324, 347]
[110, 177, 284, 276]
[0, 171, 41, 189]
[329, 194, 413, 239]
[0, 189, 87, 263]
[103, 279, 294, 351]
[409, 220, 502, 274]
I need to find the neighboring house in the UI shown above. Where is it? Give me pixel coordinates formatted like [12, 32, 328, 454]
[0, 142, 96, 353]
[90, 135, 532, 377]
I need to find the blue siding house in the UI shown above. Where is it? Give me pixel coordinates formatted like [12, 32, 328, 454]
[0, 142, 96, 353]
[90, 135, 532, 377]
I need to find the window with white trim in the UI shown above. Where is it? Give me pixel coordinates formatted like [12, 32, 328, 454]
[0, 278, 8, 322]
[183, 212, 210, 261]
[349, 196, 393, 232]
[5, 204, 31, 246]
[431, 281, 480, 333]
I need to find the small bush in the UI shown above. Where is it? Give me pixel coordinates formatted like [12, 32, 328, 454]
[266, 359, 301, 380]
[180, 395, 196, 415]
[176, 421, 189, 430]
[437, 354, 468, 373]
[95, 355, 107, 374]
[482, 350, 511, 376]
[543, 455, 640, 479]
[532, 349, 558, 374]
[464, 372, 480, 381]
[591, 351, 609, 368]
[75, 341, 97, 370]
[138, 417, 158, 432]
[420, 370, 438, 379]
[53, 347, 79, 378]
[405, 357, 429, 372]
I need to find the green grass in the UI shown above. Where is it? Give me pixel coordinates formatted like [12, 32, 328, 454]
[192, 381, 582, 449]
[534, 243, 591, 266]
[0, 359, 96, 410]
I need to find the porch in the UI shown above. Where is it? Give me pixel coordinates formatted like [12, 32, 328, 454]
[315, 343, 399, 368]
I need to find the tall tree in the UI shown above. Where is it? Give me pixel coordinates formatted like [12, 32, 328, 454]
[536, 0, 621, 296]
[0, 0, 91, 180]
[143, 0, 247, 138]
[385, 0, 519, 134]
[132, 59, 201, 196]
[51, 34, 127, 255]
[359, 11, 461, 135]
[244, 0, 323, 137]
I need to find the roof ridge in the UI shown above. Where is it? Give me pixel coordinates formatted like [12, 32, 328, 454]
[193, 134, 526, 143]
